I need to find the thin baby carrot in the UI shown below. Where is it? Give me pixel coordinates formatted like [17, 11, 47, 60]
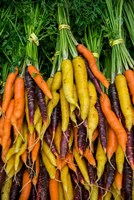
[28, 65, 52, 99]
[83, 147, 96, 166]
[77, 44, 109, 89]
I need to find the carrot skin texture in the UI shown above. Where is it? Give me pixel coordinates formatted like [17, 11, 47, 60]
[126, 128, 134, 170]
[87, 163, 97, 184]
[51, 103, 61, 136]
[77, 124, 87, 155]
[36, 85, 47, 123]
[100, 93, 127, 152]
[49, 170, 59, 200]
[2, 67, 18, 113]
[77, 44, 109, 89]
[13, 77, 25, 120]
[108, 83, 121, 119]
[24, 67, 35, 124]
[60, 125, 71, 159]
[28, 65, 52, 99]
[36, 165, 49, 200]
[96, 96, 107, 152]
[122, 159, 133, 200]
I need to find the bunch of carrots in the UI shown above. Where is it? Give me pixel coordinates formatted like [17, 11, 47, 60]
[0, 0, 133, 200]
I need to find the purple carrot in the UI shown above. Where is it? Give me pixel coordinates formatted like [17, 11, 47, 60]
[27, 153, 34, 180]
[51, 103, 61, 135]
[10, 166, 24, 200]
[70, 170, 78, 184]
[36, 165, 49, 200]
[74, 184, 82, 200]
[25, 67, 35, 124]
[77, 124, 88, 155]
[0, 159, 6, 188]
[29, 184, 36, 200]
[122, 159, 133, 200]
[80, 55, 102, 94]
[60, 124, 71, 159]
[76, 167, 85, 185]
[82, 186, 89, 200]
[105, 155, 116, 191]
[98, 173, 105, 198]
[95, 95, 107, 152]
[87, 163, 97, 185]
[44, 129, 58, 156]
[126, 128, 134, 170]
[108, 83, 121, 119]
[36, 85, 47, 123]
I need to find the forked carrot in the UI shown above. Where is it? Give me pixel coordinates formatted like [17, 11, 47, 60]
[2, 67, 18, 114]
[28, 65, 52, 99]
[49, 170, 59, 200]
[100, 93, 127, 152]
[77, 44, 109, 89]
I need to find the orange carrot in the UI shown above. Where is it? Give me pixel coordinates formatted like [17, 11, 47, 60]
[28, 65, 52, 99]
[31, 137, 40, 164]
[32, 155, 40, 186]
[13, 112, 24, 137]
[19, 170, 32, 200]
[107, 126, 118, 161]
[1, 137, 11, 163]
[124, 69, 134, 104]
[77, 44, 109, 89]
[28, 131, 36, 152]
[100, 93, 127, 152]
[56, 156, 67, 170]
[2, 67, 18, 114]
[13, 76, 25, 120]
[83, 147, 96, 166]
[66, 151, 77, 173]
[21, 150, 27, 166]
[115, 171, 123, 191]
[92, 128, 99, 142]
[49, 170, 59, 200]
[0, 117, 4, 138]
[5, 99, 15, 119]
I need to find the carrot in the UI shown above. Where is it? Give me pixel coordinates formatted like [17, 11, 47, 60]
[60, 87, 70, 132]
[72, 56, 89, 121]
[49, 170, 59, 200]
[115, 145, 125, 174]
[61, 59, 79, 108]
[51, 71, 62, 92]
[1, 177, 12, 200]
[56, 156, 67, 170]
[54, 121, 62, 154]
[90, 184, 99, 200]
[21, 150, 27, 166]
[126, 128, 134, 170]
[124, 69, 134, 104]
[2, 67, 18, 114]
[66, 151, 77, 173]
[13, 76, 25, 120]
[28, 65, 52, 99]
[73, 148, 90, 185]
[0, 159, 6, 188]
[73, 126, 79, 153]
[106, 126, 118, 161]
[0, 117, 4, 138]
[19, 170, 32, 200]
[96, 139, 107, 181]
[28, 131, 36, 152]
[83, 147, 96, 166]
[51, 103, 61, 139]
[114, 171, 123, 191]
[87, 81, 99, 149]
[31, 137, 40, 164]
[77, 124, 87, 155]
[59, 181, 65, 200]
[69, 84, 78, 124]
[60, 165, 69, 193]
[100, 93, 127, 152]
[33, 106, 41, 126]
[77, 44, 109, 89]
[32, 155, 40, 186]
[115, 74, 133, 131]
[45, 77, 53, 105]
[65, 171, 74, 200]
[41, 151, 56, 179]
[1, 138, 11, 163]
[13, 112, 24, 137]
[87, 163, 96, 185]
[92, 128, 99, 142]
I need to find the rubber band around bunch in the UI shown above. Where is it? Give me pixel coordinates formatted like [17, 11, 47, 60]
[58, 24, 71, 31]
[109, 38, 124, 47]
[28, 32, 39, 46]
[92, 52, 99, 59]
